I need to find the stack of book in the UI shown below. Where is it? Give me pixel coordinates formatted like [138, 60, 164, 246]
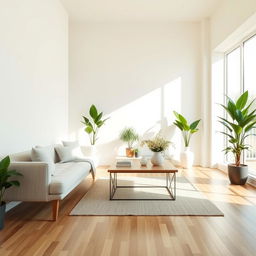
[116, 161, 132, 167]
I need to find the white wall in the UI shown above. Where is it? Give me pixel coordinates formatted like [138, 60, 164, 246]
[211, 0, 256, 49]
[69, 22, 202, 165]
[0, 0, 69, 156]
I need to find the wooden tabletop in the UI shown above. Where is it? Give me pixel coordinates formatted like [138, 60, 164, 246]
[108, 160, 178, 173]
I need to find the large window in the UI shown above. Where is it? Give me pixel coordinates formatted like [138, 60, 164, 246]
[224, 34, 256, 176]
[226, 47, 241, 100]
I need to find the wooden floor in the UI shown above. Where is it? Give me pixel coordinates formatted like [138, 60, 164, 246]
[1, 166, 256, 256]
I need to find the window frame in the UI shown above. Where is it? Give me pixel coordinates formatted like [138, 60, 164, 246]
[223, 31, 256, 175]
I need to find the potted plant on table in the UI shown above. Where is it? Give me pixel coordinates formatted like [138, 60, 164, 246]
[173, 111, 201, 168]
[219, 91, 256, 185]
[134, 148, 139, 158]
[82, 104, 109, 156]
[119, 127, 139, 157]
[141, 136, 171, 166]
[0, 156, 22, 230]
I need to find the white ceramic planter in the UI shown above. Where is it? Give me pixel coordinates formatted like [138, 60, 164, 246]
[87, 145, 97, 157]
[180, 147, 194, 168]
[151, 152, 164, 166]
[83, 145, 99, 167]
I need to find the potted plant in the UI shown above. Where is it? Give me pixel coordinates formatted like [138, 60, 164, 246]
[219, 91, 256, 185]
[0, 156, 22, 230]
[119, 127, 139, 157]
[173, 111, 201, 168]
[134, 148, 139, 158]
[82, 105, 109, 156]
[141, 136, 171, 166]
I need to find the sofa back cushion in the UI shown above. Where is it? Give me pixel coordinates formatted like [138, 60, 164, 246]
[9, 144, 61, 164]
[10, 151, 31, 162]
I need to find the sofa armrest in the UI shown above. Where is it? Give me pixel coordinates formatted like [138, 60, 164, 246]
[4, 162, 51, 202]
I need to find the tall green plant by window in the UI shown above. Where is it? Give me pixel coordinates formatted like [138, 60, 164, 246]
[82, 105, 109, 145]
[219, 91, 256, 166]
[173, 111, 201, 147]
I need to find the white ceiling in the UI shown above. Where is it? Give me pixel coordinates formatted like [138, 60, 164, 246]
[61, 0, 223, 22]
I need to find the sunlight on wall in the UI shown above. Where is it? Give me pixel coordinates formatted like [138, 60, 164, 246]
[162, 77, 182, 161]
[69, 77, 182, 164]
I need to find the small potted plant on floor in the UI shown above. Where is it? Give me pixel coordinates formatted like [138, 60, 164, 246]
[173, 111, 201, 168]
[219, 91, 256, 185]
[0, 156, 22, 230]
[141, 136, 171, 166]
[119, 127, 139, 157]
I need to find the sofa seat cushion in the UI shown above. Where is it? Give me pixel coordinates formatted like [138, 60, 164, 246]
[49, 162, 91, 195]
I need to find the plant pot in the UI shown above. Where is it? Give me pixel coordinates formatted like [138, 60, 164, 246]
[180, 147, 194, 168]
[87, 145, 97, 157]
[126, 148, 134, 158]
[228, 164, 248, 185]
[0, 202, 6, 230]
[151, 152, 164, 166]
[82, 145, 99, 167]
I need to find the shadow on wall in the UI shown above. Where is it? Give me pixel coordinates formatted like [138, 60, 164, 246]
[69, 76, 200, 165]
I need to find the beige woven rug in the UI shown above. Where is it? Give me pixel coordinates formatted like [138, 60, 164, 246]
[70, 176, 223, 216]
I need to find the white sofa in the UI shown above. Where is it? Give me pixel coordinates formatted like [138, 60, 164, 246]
[5, 149, 95, 220]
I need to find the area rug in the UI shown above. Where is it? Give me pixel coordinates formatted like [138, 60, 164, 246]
[70, 176, 224, 216]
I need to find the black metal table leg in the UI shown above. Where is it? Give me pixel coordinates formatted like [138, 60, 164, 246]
[109, 171, 177, 201]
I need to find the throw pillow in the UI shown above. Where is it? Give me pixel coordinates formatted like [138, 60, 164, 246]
[62, 140, 79, 148]
[55, 146, 76, 163]
[62, 140, 84, 158]
[31, 146, 55, 175]
[35, 145, 57, 162]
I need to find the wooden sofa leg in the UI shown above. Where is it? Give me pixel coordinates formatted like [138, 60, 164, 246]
[52, 200, 60, 221]
[92, 171, 96, 181]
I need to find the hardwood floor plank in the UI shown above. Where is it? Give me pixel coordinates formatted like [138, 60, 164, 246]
[1, 166, 256, 256]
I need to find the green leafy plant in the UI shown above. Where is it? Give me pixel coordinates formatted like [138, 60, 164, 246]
[82, 105, 109, 145]
[173, 111, 201, 147]
[119, 127, 139, 149]
[219, 91, 256, 166]
[141, 136, 171, 152]
[0, 156, 22, 205]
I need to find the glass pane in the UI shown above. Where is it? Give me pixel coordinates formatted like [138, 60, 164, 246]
[244, 35, 256, 176]
[227, 47, 241, 100]
[226, 47, 241, 163]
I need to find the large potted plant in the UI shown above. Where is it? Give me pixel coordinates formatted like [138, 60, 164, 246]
[173, 111, 201, 168]
[82, 105, 109, 158]
[141, 136, 171, 166]
[219, 91, 256, 185]
[119, 127, 139, 157]
[0, 156, 22, 230]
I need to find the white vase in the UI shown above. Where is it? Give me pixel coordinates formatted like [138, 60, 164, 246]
[151, 152, 164, 166]
[180, 147, 194, 168]
[87, 145, 97, 157]
[83, 145, 99, 167]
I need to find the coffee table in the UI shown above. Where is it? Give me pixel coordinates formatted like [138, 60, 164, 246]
[108, 161, 178, 200]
